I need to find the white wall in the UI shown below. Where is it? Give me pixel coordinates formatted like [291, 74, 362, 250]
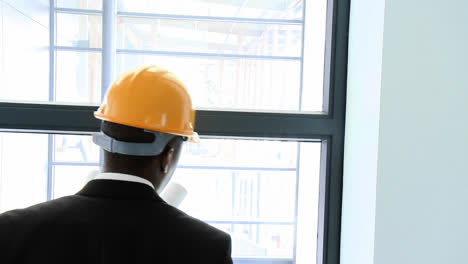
[342, 0, 468, 263]
[340, 0, 386, 262]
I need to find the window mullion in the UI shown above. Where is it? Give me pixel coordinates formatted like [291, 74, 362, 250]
[101, 0, 117, 100]
[46, 0, 56, 201]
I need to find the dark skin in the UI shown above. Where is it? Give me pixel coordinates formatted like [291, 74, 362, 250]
[102, 137, 184, 192]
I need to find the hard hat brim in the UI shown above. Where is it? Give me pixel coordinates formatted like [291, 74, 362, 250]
[94, 111, 200, 143]
[188, 132, 200, 143]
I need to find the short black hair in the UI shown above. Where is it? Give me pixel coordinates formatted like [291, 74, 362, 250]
[101, 121, 183, 163]
[101, 121, 155, 143]
[100, 121, 185, 184]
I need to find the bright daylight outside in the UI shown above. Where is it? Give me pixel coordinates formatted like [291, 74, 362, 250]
[0, 0, 328, 263]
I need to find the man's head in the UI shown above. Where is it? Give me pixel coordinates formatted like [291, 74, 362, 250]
[100, 121, 185, 192]
[92, 65, 198, 192]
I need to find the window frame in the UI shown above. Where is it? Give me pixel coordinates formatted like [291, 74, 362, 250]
[0, 0, 350, 263]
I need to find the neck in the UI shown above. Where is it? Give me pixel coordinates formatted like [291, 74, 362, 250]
[101, 150, 164, 189]
[101, 161, 161, 189]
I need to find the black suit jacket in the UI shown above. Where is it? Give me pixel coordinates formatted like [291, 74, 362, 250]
[0, 180, 233, 264]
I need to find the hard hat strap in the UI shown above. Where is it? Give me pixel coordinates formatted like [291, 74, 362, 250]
[92, 130, 176, 156]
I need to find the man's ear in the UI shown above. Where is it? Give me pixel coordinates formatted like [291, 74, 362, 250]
[161, 147, 175, 174]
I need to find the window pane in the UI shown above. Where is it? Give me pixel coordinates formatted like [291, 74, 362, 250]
[57, 13, 102, 48]
[296, 142, 322, 264]
[0, 132, 48, 213]
[3, 0, 327, 112]
[53, 165, 98, 199]
[116, 0, 327, 112]
[0, 134, 321, 262]
[0, 133, 98, 213]
[212, 223, 295, 258]
[0, 1, 49, 102]
[174, 169, 296, 222]
[54, 135, 100, 163]
[301, 0, 328, 112]
[180, 139, 297, 168]
[118, 17, 301, 57]
[118, 0, 303, 20]
[56, 0, 103, 10]
[117, 54, 301, 111]
[173, 139, 321, 261]
[56, 51, 102, 104]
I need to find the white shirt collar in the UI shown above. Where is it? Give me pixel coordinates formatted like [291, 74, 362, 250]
[94, 172, 155, 190]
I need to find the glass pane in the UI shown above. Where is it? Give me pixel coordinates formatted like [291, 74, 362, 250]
[296, 141, 322, 264]
[118, 0, 303, 20]
[174, 170, 232, 220]
[53, 165, 98, 199]
[0, 133, 321, 263]
[116, 0, 327, 112]
[57, 13, 102, 48]
[0, 133, 98, 213]
[56, 51, 102, 104]
[173, 139, 321, 260]
[117, 54, 301, 111]
[0, 1, 49, 102]
[213, 223, 295, 258]
[180, 139, 297, 168]
[56, 0, 103, 10]
[118, 17, 302, 57]
[54, 135, 100, 163]
[174, 169, 296, 222]
[0, 132, 48, 213]
[301, 0, 327, 112]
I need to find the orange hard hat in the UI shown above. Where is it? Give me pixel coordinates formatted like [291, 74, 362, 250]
[94, 65, 199, 142]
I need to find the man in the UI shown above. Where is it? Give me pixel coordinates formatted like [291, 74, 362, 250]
[0, 65, 233, 264]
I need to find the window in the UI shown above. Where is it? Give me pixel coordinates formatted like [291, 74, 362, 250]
[175, 139, 321, 260]
[0, 0, 349, 264]
[115, 0, 325, 112]
[0, 132, 320, 261]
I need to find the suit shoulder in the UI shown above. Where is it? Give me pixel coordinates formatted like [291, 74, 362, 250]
[163, 204, 230, 240]
[160, 205, 232, 262]
[0, 195, 80, 222]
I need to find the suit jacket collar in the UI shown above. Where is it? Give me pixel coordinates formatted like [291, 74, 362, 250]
[77, 179, 166, 202]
